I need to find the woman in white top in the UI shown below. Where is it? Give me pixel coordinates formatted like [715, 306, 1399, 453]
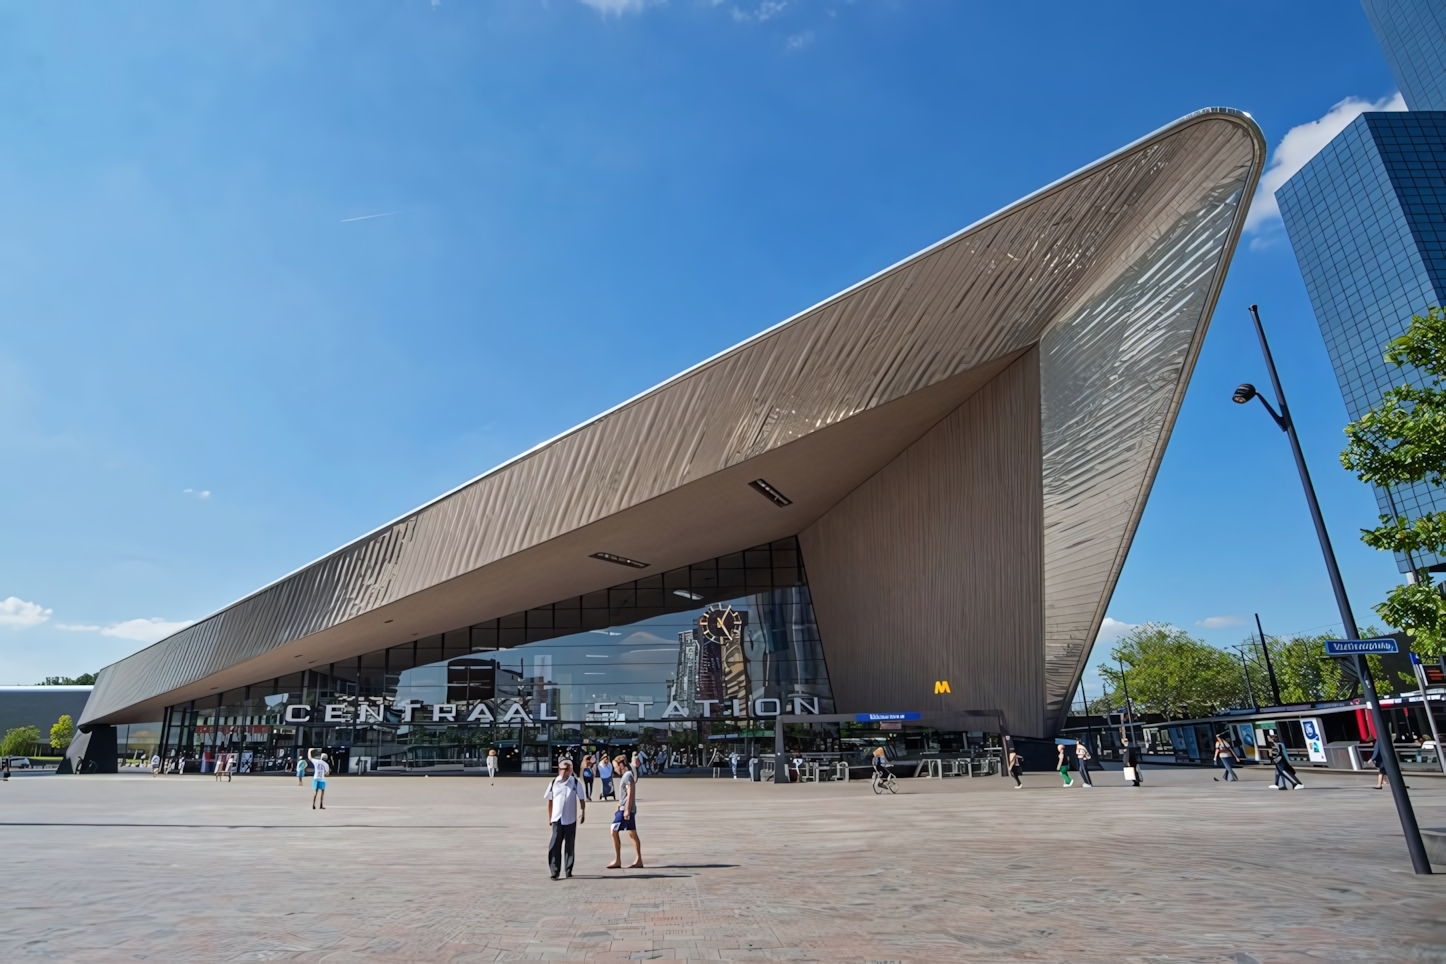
[486, 749, 499, 784]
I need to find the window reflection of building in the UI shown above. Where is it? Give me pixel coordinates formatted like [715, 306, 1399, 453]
[159, 538, 833, 767]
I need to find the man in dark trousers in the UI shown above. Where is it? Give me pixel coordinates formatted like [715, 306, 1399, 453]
[543, 758, 584, 879]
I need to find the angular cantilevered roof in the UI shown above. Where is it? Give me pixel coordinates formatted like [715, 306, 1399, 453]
[80, 108, 1264, 730]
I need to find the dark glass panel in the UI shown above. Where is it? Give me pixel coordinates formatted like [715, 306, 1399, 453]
[470, 623, 498, 651]
[443, 630, 471, 660]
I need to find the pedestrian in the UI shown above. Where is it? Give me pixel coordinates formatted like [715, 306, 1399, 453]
[1122, 737, 1144, 786]
[309, 748, 331, 809]
[599, 755, 615, 800]
[710, 748, 723, 778]
[1055, 742, 1074, 787]
[1267, 737, 1301, 790]
[607, 754, 643, 869]
[150, 753, 161, 776]
[728, 749, 740, 779]
[1, 757, 10, 782]
[1074, 739, 1093, 787]
[224, 753, 235, 782]
[296, 753, 308, 786]
[581, 754, 595, 800]
[1368, 738, 1388, 790]
[1008, 747, 1024, 789]
[486, 748, 499, 784]
[631, 751, 644, 779]
[870, 746, 894, 791]
[543, 758, 584, 879]
[1213, 734, 1240, 782]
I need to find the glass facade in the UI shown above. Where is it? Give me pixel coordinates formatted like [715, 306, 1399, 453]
[157, 538, 836, 773]
[1278, 110, 1446, 571]
[1362, 0, 1446, 112]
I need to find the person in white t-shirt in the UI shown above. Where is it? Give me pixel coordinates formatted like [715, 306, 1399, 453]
[543, 759, 584, 879]
[150, 754, 161, 776]
[607, 755, 643, 869]
[309, 748, 331, 810]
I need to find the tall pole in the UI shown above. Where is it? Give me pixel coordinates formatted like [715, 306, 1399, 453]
[1236, 646, 1259, 711]
[1079, 678, 1097, 759]
[1117, 655, 1140, 747]
[1411, 655, 1446, 774]
[1254, 613, 1282, 706]
[1247, 304, 1431, 875]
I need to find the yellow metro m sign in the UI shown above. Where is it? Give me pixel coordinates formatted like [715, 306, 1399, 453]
[933, 680, 951, 695]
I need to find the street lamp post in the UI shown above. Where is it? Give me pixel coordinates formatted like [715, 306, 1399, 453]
[1234, 303, 1432, 875]
[1254, 612, 1283, 706]
[1116, 655, 1141, 748]
[1235, 646, 1259, 712]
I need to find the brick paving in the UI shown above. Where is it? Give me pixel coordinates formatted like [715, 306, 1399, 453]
[0, 765, 1443, 962]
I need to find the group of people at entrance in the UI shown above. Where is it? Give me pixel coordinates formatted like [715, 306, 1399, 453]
[543, 753, 642, 879]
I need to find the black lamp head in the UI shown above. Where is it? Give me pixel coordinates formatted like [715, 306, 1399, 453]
[1232, 383, 1258, 405]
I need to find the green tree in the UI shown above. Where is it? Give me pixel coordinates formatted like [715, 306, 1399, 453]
[0, 726, 41, 758]
[1342, 306, 1446, 656]
[39, 673, 96, 685]
[1095, 624, 1248, 720]
[49, 714, 75, 750]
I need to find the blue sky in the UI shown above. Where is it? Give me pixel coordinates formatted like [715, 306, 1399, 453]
[0, 1, 1414, 691]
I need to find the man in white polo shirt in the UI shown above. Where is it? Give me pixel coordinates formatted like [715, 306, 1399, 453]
[543, 758, 584, 879]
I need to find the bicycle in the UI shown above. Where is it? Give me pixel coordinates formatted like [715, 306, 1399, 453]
[871, 767, 897, 794]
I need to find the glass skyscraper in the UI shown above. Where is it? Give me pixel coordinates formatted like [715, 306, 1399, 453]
[1362, 0, 1446, 111]
[1278, 2, 1446, 572]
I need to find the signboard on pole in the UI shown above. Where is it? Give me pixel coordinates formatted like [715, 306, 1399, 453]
[1323, 637, 1398, 656]
[1300, 717, 1328, 763]
[854, 712, 921, 723]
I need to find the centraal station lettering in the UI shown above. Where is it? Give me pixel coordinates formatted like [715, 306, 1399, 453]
[281, 696, 822, 725]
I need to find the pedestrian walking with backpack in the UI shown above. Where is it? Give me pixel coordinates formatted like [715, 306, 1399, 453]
[581, 753, 595, 799]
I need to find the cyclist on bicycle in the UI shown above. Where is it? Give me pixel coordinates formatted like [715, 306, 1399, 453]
[870, 747, 894, 791]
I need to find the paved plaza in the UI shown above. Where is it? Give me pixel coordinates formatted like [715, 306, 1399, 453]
[0, 765, 1444, 962]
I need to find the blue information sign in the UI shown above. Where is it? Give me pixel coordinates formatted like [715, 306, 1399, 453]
[1323, 638, 1399, 656]
[855, 712, 921, 722]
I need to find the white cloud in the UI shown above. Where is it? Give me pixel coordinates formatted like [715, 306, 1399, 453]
[102, 618, 194, 642]
[786, 30, 813, 49]
[1196, 615, 1245, 629]
[1095, 617, 1138, 642]
[1246, 92, 1405, 233]
[0, 597, 52, 629]
[733, 1, 787, 22]
[576, 0, 657, 14]
[54, 617, 194, 644]
[182, 488, 212, 499]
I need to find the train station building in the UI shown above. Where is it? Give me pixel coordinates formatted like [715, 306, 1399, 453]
[68, 109, 1264, 775]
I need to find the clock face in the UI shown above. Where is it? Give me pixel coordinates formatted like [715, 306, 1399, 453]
[697, 604, 743, 644]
